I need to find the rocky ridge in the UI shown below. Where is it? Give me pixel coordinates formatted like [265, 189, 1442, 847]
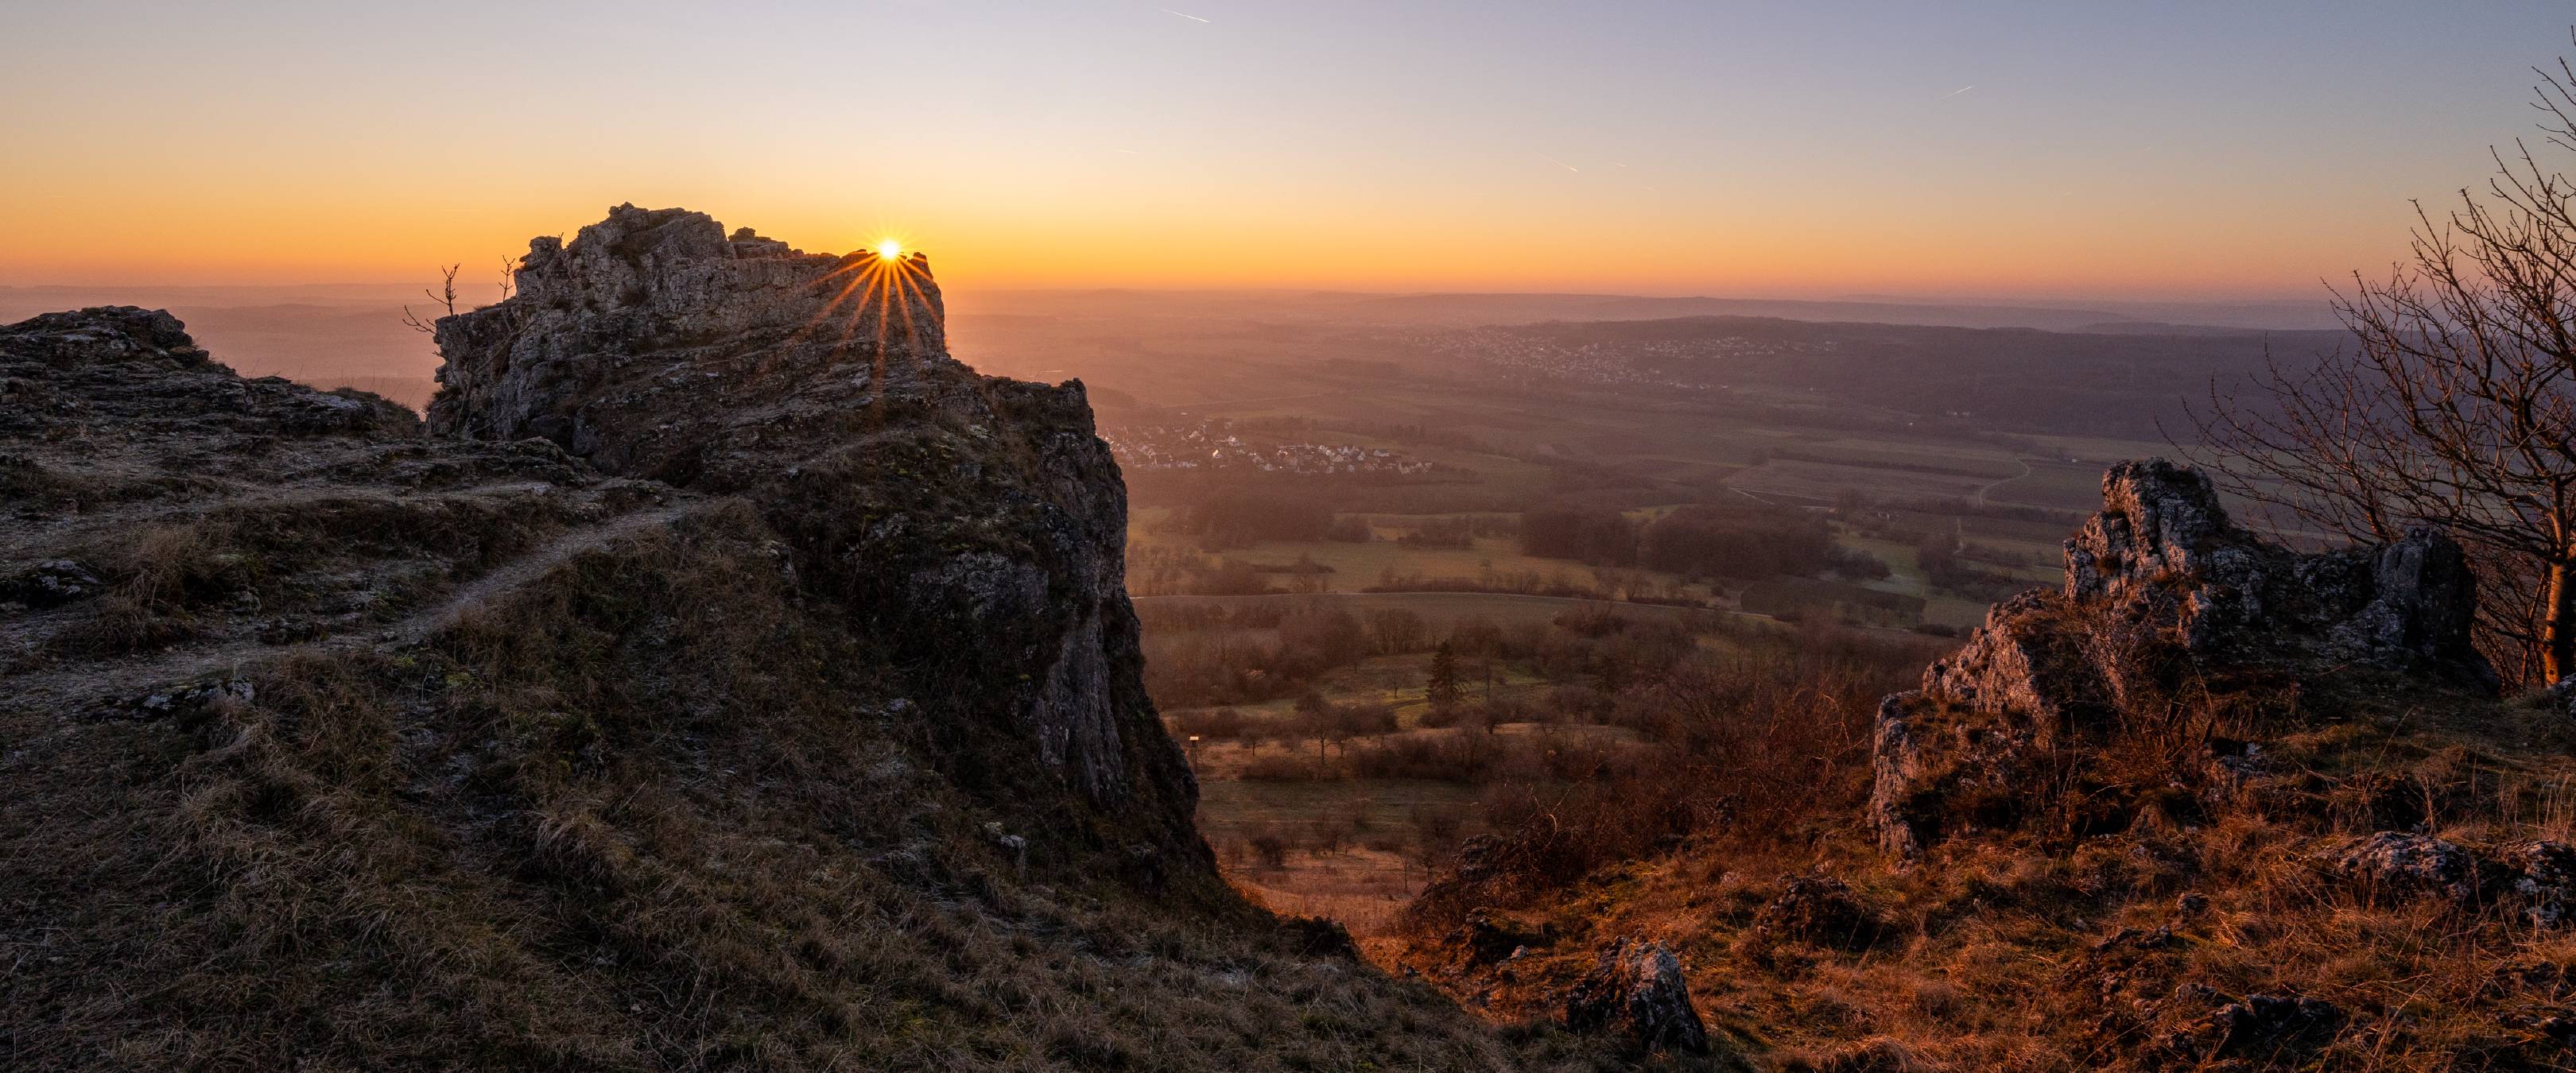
[1396, 455, 2576, 1070]
[1872, 458, 2497, 858]
[0, 210, 1620, 1071]
[430, 203, 1194, 852]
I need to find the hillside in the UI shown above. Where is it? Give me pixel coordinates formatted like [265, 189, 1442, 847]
[0, 209, 1674, 1071]
[1392, 461, 2576, 1070]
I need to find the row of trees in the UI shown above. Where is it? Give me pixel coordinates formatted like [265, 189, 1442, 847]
[1520, 502, 1841, 580]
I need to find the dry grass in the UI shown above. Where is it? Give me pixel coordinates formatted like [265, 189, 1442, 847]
[3, 499, 1649, 1071]
[41, 492, 579, 658]
[1393, 666, 2576, 1071]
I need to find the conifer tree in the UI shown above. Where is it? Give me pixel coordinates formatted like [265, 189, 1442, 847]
[1426, 641, 1462, 715]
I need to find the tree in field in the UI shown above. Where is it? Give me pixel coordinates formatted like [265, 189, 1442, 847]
[1426, 641, 1462, 716]
[2201, 49, 2576, 686]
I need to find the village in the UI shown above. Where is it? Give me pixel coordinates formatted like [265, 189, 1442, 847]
[1102, 420, 1440, 476]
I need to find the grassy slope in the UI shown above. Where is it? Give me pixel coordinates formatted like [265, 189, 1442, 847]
[4, 503, 1655, 1072]
[1394, 672, 2576, 1071]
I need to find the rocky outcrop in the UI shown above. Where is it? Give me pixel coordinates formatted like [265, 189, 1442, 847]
[1753, 874, 1885, 951]
[0, 307, 649, 712]
[1870, 459, 2494, 858]
[1563, 938, 1710, 1055]
[0, 293, 1554, 1070]
[2498, 839, 2576, 927]
[429, 205, 1196, 853]
[2063, 459, 2489, 683]
[2314, 833, 2576, 926]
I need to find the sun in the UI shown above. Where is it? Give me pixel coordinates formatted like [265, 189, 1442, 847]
[875, 238, 903, 259]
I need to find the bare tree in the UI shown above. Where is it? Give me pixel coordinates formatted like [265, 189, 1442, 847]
[2198, 46, 2576, 685]
[399, 263, 463, 334]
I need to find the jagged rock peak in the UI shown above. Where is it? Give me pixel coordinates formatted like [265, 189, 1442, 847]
[2064, 458, 2487, 683]
[422, 205, 1197, 858]
[1870, 457, 2496, 858]
[429, 203, 944, 446]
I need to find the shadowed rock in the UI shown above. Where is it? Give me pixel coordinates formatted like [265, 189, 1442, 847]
[1563, 938, 1709, 1055]
[2158, 992, 2346, 1064]
[428, 205, 1197, 855]
[2325, 831, 2481, 904]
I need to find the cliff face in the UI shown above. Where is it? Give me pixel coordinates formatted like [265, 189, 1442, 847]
[430, 205, 1193, 850]
[2, 213, 1615, 1071]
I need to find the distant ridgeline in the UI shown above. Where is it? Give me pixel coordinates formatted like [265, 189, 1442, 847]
[1467, 316, 2344, 438]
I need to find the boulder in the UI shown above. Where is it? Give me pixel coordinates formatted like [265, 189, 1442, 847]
[2326, 831, 2481, 904]
[1754, 875, 1884, 950]
[1563, 938, 1709, 1055]
[118, 679, 254, 722]
[2495, 839, 2576, 927]
[1450, 909, 1554, 966]
[2543, 675, 2576, 720]
[3, 560, 102, 608]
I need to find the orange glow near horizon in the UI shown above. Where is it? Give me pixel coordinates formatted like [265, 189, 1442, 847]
[799, 239, 937, 359]
[0, 181, 2427, 304]
[0, 4, 2555, 304]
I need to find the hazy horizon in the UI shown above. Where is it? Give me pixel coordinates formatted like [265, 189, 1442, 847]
[9, 2, 2574, 298]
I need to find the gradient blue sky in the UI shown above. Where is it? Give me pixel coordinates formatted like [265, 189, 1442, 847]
[5, 1, 2571, 297]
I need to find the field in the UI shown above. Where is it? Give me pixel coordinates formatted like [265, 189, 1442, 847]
[1033, 306, 2259, 943]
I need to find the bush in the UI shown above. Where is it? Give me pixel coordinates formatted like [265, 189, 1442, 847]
[1244, 827, 1292, 868]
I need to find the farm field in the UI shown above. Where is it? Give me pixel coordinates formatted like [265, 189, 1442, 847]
[1054, 305, 2287, 948]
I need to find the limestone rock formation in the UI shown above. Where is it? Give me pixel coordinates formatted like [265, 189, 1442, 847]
[2498, 839, 2576, 927]
[1, 306, 654, 719]
[2064, 459, 2488, 682]
[429, 205, 1195, 853]
[2, 223, 1568, 1069]
[1562, 938, 1710, 1055]
[1871, 458, 2494, 858]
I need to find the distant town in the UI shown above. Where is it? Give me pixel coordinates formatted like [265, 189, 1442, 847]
[1103, 420, 1439, 475]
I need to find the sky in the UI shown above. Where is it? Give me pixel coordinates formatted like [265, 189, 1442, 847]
[4, 0, 2574, 300]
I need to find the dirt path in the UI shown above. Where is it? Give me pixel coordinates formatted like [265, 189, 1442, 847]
[1969, 458, 2033, 507]
[6, 502, 696, 716]
[0, 480, 567, 568]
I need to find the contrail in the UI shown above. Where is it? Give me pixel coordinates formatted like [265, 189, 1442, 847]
[1938, 84, 1975, 100]
[1537, 153, 1579, 172]
[1158, 7, 1210, 21]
